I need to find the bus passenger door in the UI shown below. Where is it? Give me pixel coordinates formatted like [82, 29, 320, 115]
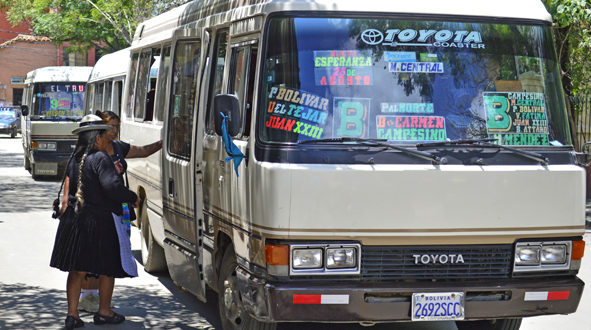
[162, 32, 206, 301]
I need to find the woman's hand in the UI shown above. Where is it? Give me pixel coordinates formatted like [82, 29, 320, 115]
[132, 196, 141, 209]
[113, 160, 124, 174]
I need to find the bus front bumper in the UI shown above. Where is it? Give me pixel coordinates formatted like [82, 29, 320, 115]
[31, 151, 71, 176]
[235, 267, 584, 322]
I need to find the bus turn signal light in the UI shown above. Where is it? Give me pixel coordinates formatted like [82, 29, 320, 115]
[265, 244, 289, 266]
[572, 240, 585, 260]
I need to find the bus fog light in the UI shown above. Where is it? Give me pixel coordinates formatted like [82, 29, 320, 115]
[326, 248, 356, 269]
[293, 249, 322, 269]
[515, 245, 540, 266]
[542, 245, 567, 264]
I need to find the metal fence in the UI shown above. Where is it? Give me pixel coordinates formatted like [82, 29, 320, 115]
[570, 94, 591, 151]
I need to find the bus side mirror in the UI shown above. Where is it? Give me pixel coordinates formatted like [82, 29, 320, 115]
[20, 105, 29, 117]
[214, 94, 241, 137]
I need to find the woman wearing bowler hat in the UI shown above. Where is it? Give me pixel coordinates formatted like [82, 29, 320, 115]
[49, 114, 139, 329]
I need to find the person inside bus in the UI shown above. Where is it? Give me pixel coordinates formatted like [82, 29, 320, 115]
[76, 110, 163, 313]
[50, 114, 139, 329]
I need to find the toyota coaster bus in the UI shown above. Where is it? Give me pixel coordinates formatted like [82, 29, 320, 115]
[21, 66, 92, 179]
[123, 1, 586, 329]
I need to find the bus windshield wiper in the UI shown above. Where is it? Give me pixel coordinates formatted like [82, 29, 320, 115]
[298, 137, 388, 144]
[416, 138, 548, 165]
[299, 137, 443, 165]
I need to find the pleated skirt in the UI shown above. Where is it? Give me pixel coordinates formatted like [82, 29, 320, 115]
[49, 206, 131, 278]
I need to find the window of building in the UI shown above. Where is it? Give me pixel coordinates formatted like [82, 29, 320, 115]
[63, 48, 88, 66]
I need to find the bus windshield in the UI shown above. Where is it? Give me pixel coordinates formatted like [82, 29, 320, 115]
[32, 82, 86, 120]
[259, 17, 571, 147]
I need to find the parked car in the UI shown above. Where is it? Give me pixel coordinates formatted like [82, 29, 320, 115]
[0, 107, 20, 138]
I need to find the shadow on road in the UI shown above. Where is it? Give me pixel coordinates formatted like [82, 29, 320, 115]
[0, 149, 62, 213]
[0, 282, 219, 329]
[0, 176, 60, 213]
[0, 152, 25, 168]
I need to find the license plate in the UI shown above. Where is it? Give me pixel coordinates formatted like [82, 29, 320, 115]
[411, 292, 464, 321]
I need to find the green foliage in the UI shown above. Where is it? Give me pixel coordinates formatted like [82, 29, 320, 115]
[1, 0, 190, 53]
[544, 0, 591, 96]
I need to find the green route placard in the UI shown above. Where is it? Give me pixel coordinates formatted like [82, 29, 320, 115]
[483, 92, 549, 146]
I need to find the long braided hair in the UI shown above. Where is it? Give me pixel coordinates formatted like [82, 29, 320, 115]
[72, 130, 102, 209]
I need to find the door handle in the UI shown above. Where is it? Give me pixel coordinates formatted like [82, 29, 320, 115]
[168, 178, 174, 197]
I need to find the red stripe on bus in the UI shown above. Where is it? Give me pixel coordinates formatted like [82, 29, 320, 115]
[547, 291, 569, 300]
[293, 294, 321, 304]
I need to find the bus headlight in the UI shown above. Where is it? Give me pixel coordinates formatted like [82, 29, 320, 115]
[35, 141, 57, 151]
[514, 241, 575, 273]
[541, 244, 567, 264]
[326, 247, 356, 269]
[292, 248, 323, 269]
[288, 243, 361, 275]
[515, 244, 540, 266]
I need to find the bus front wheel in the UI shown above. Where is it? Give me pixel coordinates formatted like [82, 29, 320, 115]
[24, 155, 30, 172]
[140, 206, 167, 273]
[217, 246, 276, 330]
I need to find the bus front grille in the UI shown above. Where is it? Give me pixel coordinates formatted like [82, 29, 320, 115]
[361, 245, 513, 281]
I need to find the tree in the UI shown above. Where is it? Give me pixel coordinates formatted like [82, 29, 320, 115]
[0, 0, 190, 54]
[543, 0, 591, 148]
[544, 0, 591, 96]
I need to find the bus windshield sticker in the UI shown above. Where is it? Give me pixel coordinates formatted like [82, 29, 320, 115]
[333, 98, 370, 138]
[381, 102, 434, 114]
[360, 28, 486, 49]
[389, 62, 444, 73]
[314, 50, 373, 86]
[483, 92, 549, 145]
[268, 87, 329, 111]
[420, 53, 438, 62]
[266, 87, 330, 140]
[36, 83, 85, 117]
[384, 51, 416, 62]
[376, 115, 447, 142]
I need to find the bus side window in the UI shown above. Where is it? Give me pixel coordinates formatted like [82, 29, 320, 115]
[134, 49, 152, 121]
[85, 83, 95, 114]
[133, 47, 161, 122]
[155, 45, 171, 123]
[205, 29, 229, 134]
[244, 44, 257, 137]
[167, 40, 201, 159]
[104, 81, 113, 112]
[227, 42, 258, 138]
[125, 53, 139, 120]
[113, 80, 123, 116]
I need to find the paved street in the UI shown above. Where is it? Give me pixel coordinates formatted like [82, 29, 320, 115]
[0, 135, 590, 330]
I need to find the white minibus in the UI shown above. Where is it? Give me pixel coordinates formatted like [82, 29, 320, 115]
[124, 1, 587, 329]
[21, 66, 92, 179]
[85, 48, 130, 116]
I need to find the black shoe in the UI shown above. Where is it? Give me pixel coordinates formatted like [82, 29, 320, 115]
[65, 315, 84, 329]
[93, 311, 125, 325]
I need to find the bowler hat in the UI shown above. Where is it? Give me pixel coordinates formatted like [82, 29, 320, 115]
[72, 114, 113, 134]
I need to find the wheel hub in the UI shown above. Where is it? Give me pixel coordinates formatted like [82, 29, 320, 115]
[223, 279, 242, 325]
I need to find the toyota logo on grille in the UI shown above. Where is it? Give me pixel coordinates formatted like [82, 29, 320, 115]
[361, 29, 383, 45]
[413, 254, 465, 265]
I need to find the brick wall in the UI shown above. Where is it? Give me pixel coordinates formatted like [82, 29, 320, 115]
[0, 8, 31, 43]
[0, 9, 97, 106]
[0, 40, 58, 106]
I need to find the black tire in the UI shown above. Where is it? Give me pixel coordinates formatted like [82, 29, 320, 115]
[140, 209, 167, 273]
[24, 155, 31, 172]
[456, 318, 522, 330]
[10, 127, 16, 138]
[30, 163, 38, 180]
[218, 246, 277, 330]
